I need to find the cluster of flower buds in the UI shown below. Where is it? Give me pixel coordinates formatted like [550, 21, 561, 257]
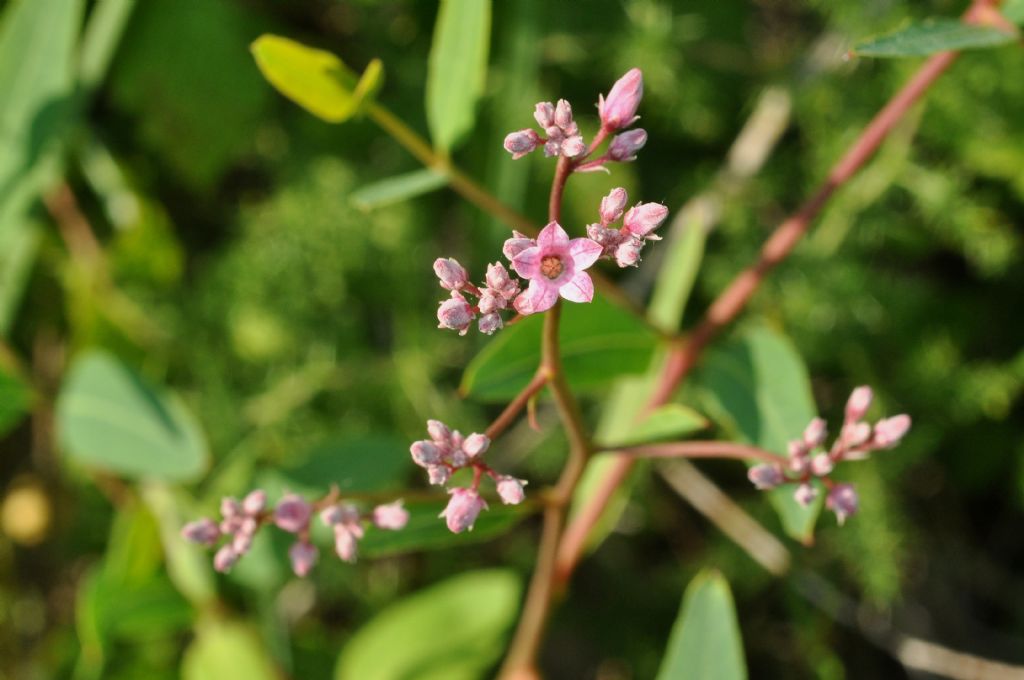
[747, 386, 911, 525]
[503, 68, 647, 170]
[181, 490, 408, 576]
[434, 259, 521, 335]
[409, 419, 527, 533]
[586, 188, 669, 267]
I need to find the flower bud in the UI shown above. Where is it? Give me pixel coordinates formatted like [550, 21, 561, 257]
[554, 99, 574, 129]
[747, 464, 784, 490]
[289, 540, 318, 577]
[534, 102, 554, 128]
[841, 421, 872, 448]
[845, 386, 873, 423]
[503, 128, 541, 160]
[599, 68, 643, 130]
[826, 483, 858, 525]
[872, 414, 911, 449]
[232, 529, 254, 554]
[274, 494, 311, 533]
[614, 237, 644, 268]
[600, 188, 629, 225]
[213, 544, 239, 573]
[788, 440, 808, 459]
[320, 503, 360, 527]
[503, 231, 536, 260]
[608, 128, 647, 161]
[477, 291, 503, 315]
[427, 465, 451, 486]
[561, 135, 586, 158]
[334, 526, 358, 562]
[427, 419, 452, 443]
[181, 518, 221, 546]
[794, 483, 818, 507]
[496, 476, 527, 505]
[810, 453, 834, 477]
[242, 489, 267, 516]
[478, 313, 503, 335]
[803, 417, 828, 448]
[410, 440, 441, 467]
[485, 262, 517, 297]
[439, 488, 488, 533]
[437, 292, 474, 335]
[433, 258, 469, 291]
[372, 501, 409, 530]
[462, 433, 490, 458]
[623, 202, 669, 239]
[220, 497, 242, 519]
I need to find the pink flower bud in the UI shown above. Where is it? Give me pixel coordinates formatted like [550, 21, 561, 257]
[826, 483, 858, 525]
[427, 419, 452, 443]
[437, 292, 474, 335]
[372, 501, 409, 530]
[242, 490, 267, 516]
[448, 447, 469, 468]
[872, 414, 911, 449]
[747, 464, 784, 490]
[623, 202, 669, 239]
[554, 99, 574, 129]
[561, 135, 586, 158]
[232, 529, 254, 554]
[788, 453, 809, 474]
[496, 477, 527, 505]
[788, 440, 808, 459]
[599, 68, 643, 130]
[614, 237, 644, 267]
[534, 102, 554, 128]
[503, 231, 536, 260]
[213, 544, 239, 573]
[485, 262, 518, 298]
[410, 440, 441, 467]
[320, 503, 360, 527]
[608, 128, 647, 161]
[478, 291, 505, 315]
[600, 188, 629, 225]
[845, 386, 873, 423]
[433, 258, 469, 291]
[427, 465, 451, 486]
[503, 129, 541, 160]
[289, 540, 318, 577]
[841, 422, 872, 448]
[334, 526, 358, 562]
[220, 497, 242, 519]
[794, 483, 818, 507]
[274, 494, 311, 533]
[810, 453, 834, 477]
[440, 488, 488, 533]
[803, 418, 828, 448]
[181, 518, 221, 546]
[478, 313, 503, 335]
[462, 433, 490, 458]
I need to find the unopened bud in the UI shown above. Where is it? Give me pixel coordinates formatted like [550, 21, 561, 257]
[803, 418, 828, 448]
[873, 414, 911, 449]
[410, 440, 441, 467]
[503, 129, 541, 160]
[614, 237, 644, 267]
[623, 202, 669, 239]
[554, 99, 574, 129]
[748, 464, 784, 490]
[496, 477, 527, 505]
[503, 231, 536, 261]
[181, 518, 221, 546]
[433, 258, 469, 291]
[289, 541, 318, 577]
[274, 494, 311, 533]
[427, 419, 452, 443]
[437, 292, 474, 335]
[462, 433, 490, 458]
[794, 483, 818, 507]
[600, 188, 629, 225]
[334, 526, 358, 562]
[427, 465, 451, 486]
[534, 102, 554, 128]
[242, 489, 267, 515]
[826, 484, 858, 525]
[372, 501, 409, 530]
[561, 135, 586, 158]
[478, 313, 503, 335]
[608, 128, 647, 161]
[213, 544, 239, 573]
[440, 488, 488, 533]
[841, 422, 872, 448]
[845, 386, 873, 423]
[599, 68, 643, 130]
[810, 453, 834, 477]
[485, 262, 518, 298]
[220, 497, 242, 519]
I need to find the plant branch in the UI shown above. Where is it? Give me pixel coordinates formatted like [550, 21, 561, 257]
[485, 371, 550, 441]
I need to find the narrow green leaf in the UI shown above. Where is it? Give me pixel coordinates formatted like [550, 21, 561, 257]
[648, 215, 707, 332]
[57, 351, 210, 482]
[141, 483, 217, 607]
[349, 169, 449, 212]
[693, 325, 822, 542]
[426, 0, 492, 152]
[853, 19, 1016, 58]
[78, 0, 137, 96]
[656, 570, 747, 680]
[601, 403, 709, 449]
[183, 618, 279, 680]
[462, 296, 658, 402]
[336, 570, 521, 680]
[251, 34, 365, 123]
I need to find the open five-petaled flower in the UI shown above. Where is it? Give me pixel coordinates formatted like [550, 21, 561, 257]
[510, 222, 603, 314]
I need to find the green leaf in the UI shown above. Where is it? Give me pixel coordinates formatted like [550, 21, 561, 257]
[359, 500, 527, 558]
[601, 403, 709, 448]
[78, 0, 137, 96]
[56, 351, 210, 481]
[648, 214, 706, 332]
[462, 296, 658, 402]
[1005, 0, 1024, 24]
[693, 325, 822, 542]
[0, 222, 40, 336]
[183, 618, 279, 680]
[0, 364, 32, 438]
[349, 169, 450, 212]
[260, 434, 410, 498]
[251, 34, 375, 124]
[656, 570, 747, 680]
[426, 0, 492, 152]
[336, 570, 521, 680]
[852, 19, 1016, 58]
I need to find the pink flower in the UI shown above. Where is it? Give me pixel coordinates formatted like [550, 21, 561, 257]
[372, 501, 410, 530]
[599, 68, 643, 130]
[510, 222, 603, 314]
[440, 488, 488, 533]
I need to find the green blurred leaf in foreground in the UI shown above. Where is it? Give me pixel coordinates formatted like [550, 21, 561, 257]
[183, 618, 279, 680]
[852, 18, 1017, 58]
[350, 168, 450, 212]
[57, 350, 210, 481]
[335, 569, 521, 680]
[656, 569, 747, 680]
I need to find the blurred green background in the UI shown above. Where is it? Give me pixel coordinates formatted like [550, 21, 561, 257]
[1, 0, 1023, 678]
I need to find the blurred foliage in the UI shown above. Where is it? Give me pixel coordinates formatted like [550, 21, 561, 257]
[2, 0, 1024, 678]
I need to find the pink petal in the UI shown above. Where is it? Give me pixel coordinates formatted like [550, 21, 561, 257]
[559, 271, 594, 303]
[515, 279, 560, 314]
[537, 222, 570, 252]
[568, 238, 603, 270]
[511, 246, 541, 279]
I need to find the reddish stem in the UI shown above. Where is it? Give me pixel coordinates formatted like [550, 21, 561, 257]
[485, 371, 550, 440]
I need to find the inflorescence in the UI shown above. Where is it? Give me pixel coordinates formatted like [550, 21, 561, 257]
[747, 386, 912, 525]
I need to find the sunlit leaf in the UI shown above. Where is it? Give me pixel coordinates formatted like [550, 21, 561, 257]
[426, 0, 492, 152]
[852, 19, 1016, 58]
[1005, 0, 1024, 24]
[601, 403, 709, 448]
[57, 351, 210, 481]
[648, 215, 706, 332]
[350, 169, 449, 212]
[656, 570, 747, 680]
[336, 570, 520, 680]
[183, 618, 279, 680]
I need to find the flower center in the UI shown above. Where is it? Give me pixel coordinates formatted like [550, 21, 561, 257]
[540, 256, 563, 280]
